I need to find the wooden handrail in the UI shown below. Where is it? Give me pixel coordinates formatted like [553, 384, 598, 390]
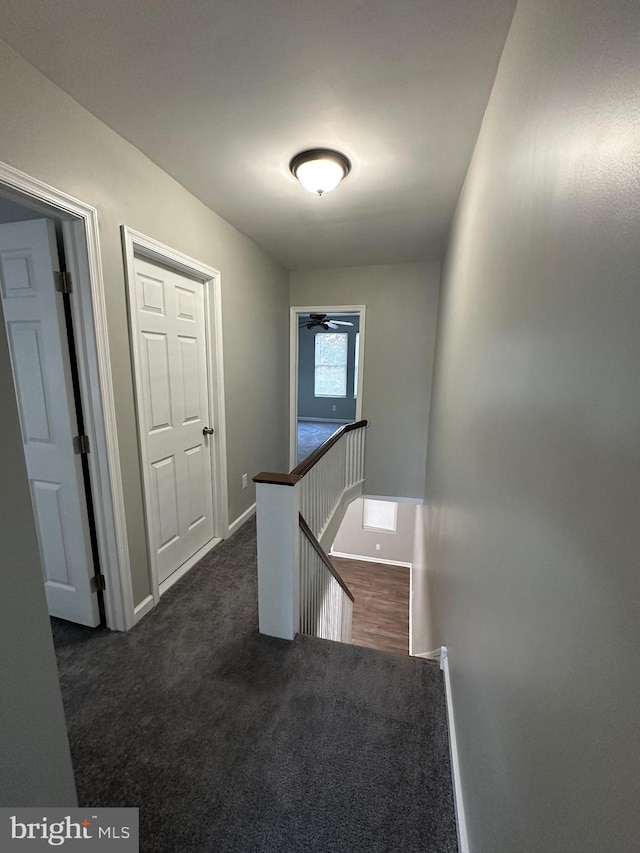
[299, 513, 355, 603]
[253, 419, 368, 486]
[291, 419, 367, 477]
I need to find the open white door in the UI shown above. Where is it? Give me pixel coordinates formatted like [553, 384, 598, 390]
[0, 219, 100, 626]
[130, 256, 216, 587]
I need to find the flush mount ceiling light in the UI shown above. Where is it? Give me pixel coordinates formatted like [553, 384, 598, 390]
[289, 149, 351, 196]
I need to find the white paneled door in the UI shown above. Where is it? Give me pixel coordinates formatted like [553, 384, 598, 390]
[131, 257, 215, 586]
[0, 219, 100, 626]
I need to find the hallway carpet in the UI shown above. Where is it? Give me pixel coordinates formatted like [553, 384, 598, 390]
[297, 420, 342, 464]
[51, 522, 457, 853]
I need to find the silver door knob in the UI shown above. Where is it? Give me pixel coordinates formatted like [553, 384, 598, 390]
[202, 426, 214, 435]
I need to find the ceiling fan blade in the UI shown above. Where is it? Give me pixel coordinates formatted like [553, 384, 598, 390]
[329, 320, 354, 326]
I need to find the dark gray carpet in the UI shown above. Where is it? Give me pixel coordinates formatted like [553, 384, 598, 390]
[51, 521, 457, 853]
[297, 421, 342, 464]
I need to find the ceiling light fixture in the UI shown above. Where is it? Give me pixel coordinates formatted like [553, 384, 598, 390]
[289, 149, 351, 196]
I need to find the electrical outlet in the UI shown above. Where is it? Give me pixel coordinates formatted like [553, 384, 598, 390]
[375, 543, 381, 551]
[332, 404, 337, 411]
[242, 473, 248, 490]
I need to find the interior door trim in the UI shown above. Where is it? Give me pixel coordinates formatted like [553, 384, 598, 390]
[0, 160, 134, 631]
[121, 226, 229, 608]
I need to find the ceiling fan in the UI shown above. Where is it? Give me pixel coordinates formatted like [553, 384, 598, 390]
[300, 313, 354, 330]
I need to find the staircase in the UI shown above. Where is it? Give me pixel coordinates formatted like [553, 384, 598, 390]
[253, 420, 367, 642]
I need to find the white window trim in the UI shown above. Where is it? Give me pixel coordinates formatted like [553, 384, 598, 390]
[354, 331, 360, 399]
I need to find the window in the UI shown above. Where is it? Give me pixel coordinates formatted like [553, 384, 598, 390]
[314, 333, 348, 397]
[362, 499, 397, 533]
[353, 332, 359, 398]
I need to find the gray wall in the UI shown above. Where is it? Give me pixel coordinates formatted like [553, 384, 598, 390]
[332, 498, 415, 565]
[0, 297, 77, 806]
[0, 40, 289, 607]
[426, 2, 640, 850]
[297, 317, 359, 421]
[291, 262, 440, 500]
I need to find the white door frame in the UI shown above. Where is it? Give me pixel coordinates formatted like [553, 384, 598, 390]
[121, 226, 229, 606]
[290, 304, 366, 470]
[0, 161, 134, 631]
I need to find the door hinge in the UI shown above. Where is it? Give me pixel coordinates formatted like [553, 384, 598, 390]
[54, 270, 73, 294]
[73, 434, 91, 455]
[90, 573, 106, 593]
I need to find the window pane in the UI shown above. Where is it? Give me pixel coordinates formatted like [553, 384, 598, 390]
[362, 499, 397, 532]
[315, 365, 346, 397]
[315, 333, 347, 365]
[314, 333, 348, 397]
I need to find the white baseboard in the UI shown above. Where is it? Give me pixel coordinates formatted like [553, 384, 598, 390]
[228, 502, 256, 536]
[159, 537, 221, 597]
[133, 594, 154, 625]
[329, 549, 412, 569]
[441, 646, 470, 853]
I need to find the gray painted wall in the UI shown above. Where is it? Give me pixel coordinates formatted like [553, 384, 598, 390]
[426, 2, 640, 850]
[290, 262, 440, 500]
[297, 316, 359, 421]
[0, 41, 289, 607]
[0, 297, 77, 807]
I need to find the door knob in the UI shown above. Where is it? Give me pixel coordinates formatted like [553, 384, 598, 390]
[202, 426, 214, 435]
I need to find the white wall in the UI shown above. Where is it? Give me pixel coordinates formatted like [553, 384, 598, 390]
[0, 39, 289, 606]
[332, 498, 415, 565]
[0, 297, 77, 806]
[290, 262, 440, 500]
[426, 2, 640, 849]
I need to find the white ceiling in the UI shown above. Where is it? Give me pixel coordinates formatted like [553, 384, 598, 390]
[0, 0, 516, 269]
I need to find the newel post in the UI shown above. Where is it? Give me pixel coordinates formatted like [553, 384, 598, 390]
[253, 473, 301, 640]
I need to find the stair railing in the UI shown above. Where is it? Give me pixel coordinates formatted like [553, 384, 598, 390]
[299, 514, 353, 643]
[253, 419, 367, 640]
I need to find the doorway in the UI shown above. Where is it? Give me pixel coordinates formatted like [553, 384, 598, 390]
[0, 214, 102, 626]
[121, 227, 229, 602]
[0, 162, 132, 631]
[290, 305, 366, 469]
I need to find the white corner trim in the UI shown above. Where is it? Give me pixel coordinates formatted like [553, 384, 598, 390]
[441, 646, 470, 853]
[329, 550, 412, 569]
[133, 594, 154, 625]
[228, 502, 256, 536]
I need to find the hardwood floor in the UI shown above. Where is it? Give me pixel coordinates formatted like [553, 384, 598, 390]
[331, 556, 410, 655]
